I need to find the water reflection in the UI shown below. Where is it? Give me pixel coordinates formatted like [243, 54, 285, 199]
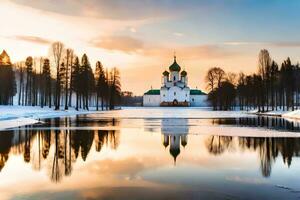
[0, 119, 120, 183]
[1, 116, 300, 184]
[213, 117, 300, 132]
[161, 119, 188, 163]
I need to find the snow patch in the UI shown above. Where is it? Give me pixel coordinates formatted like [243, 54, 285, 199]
[0, 106, 103, 130]
[0, 117, 39, 130]
[283, 110, 300, 120]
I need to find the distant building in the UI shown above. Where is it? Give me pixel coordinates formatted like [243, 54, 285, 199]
[143, 56, 207, 107]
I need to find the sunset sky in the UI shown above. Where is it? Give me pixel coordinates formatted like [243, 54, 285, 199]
[1, 0, 300, 95]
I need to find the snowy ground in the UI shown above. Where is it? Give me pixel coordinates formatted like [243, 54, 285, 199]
[282, 110, 300, 120]
[248, 108, 300, 120]
[0, 106, 104, 130]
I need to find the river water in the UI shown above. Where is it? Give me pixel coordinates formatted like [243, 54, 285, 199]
[1, 107, 300, 200]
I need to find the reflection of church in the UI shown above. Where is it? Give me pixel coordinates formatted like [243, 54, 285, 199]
[161, 119, 189, 163]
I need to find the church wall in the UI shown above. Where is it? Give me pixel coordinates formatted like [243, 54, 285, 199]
[143, 95, 160, 106]
[161, 86, 189, 103]
[190, 95, 209, 107]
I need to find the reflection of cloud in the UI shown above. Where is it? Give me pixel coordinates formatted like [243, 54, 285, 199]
[173, 32, 184, 37]
[5, 35, 52, 45]
[90, 35, 144, 53]
[226, 176, 268, 184]
[84, 158, 146, 178]
[129, 27, 137, 33]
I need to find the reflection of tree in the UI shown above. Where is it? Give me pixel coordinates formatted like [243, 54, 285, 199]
[24, 130, 32, 163]
[71, 130, 94, 161]
[213, 117, 300, 132]
[42, 130, 51, 159]
[0, 116, 120, 182]
[51, 130, 63, 182]
[239, 137, 278, 177]
[95, 130, 107, 152]
[0, 131, 13, 171]
[95, 130, 120, 152]
[205, 136, 233, 155]
[204, 136, 300, 178]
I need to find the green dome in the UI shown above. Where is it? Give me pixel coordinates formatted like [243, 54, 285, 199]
[162, 70, 169, 76]
[181, 70, 187, 77]
[169, 56, 181, 72]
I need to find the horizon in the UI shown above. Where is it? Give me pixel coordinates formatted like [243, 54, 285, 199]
[2, 0, 300, 95]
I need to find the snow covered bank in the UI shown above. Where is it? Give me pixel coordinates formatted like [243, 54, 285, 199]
[0, 117, 39, 130]
[247, 109, 287, 116]
[248, 109, 300, 120]
[282, 110, 300, 120]
[0, 106, 103, 130]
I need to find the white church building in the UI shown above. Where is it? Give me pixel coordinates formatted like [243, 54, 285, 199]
[143, 56, 207, 107]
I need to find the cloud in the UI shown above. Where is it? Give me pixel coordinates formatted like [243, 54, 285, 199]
[89, 35, 144, 53]
[89, 34, 237, 59]
[6, 35, 52, 45]
[223, 41, 300, 48]
[173, 32, 184, 37]
[10, 0, 191, 20]
[142, 44, 238, 60]
[129, 27, 137, 33]
[271, 42, 300, 48]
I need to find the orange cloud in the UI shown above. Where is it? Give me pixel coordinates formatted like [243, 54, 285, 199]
[89, 35, 144, 53]
[143, 45, 238, 60]
[6, 35, 52, 45]
[89, 34, 238, 60]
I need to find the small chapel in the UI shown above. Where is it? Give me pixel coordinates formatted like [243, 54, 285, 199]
[143, 56, 207, 107]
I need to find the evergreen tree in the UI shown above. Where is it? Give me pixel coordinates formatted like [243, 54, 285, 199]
[0, 53, 16, 105]
[95, 61, 106, 110]
[72, 57, 80, 110]
[80, 54, 95, 110]
[41, 59, 52, 108]
[25, 56, 33, 106]
[109, 67, 121, 110]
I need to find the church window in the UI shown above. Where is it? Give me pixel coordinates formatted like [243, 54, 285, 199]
[173, 76, 176, 81]
[192, 98, 194, 102]
[174, 92, 176, 96]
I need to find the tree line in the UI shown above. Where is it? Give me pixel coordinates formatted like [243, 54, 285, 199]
[5, 41, 122, 110]
[0, 50, 16, 105]
[206, 49, 300, 111]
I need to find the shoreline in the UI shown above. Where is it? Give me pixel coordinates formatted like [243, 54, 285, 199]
[2, 106, 300, 130]
[250, 109, 300, 121]
[0, 105, 110, 130]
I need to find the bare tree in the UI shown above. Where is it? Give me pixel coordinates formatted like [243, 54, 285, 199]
[51, 42, 64, 110]
[205, 68, 215, 92]
[64, 48, 73, 110]
[258, 49, 272, 111]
